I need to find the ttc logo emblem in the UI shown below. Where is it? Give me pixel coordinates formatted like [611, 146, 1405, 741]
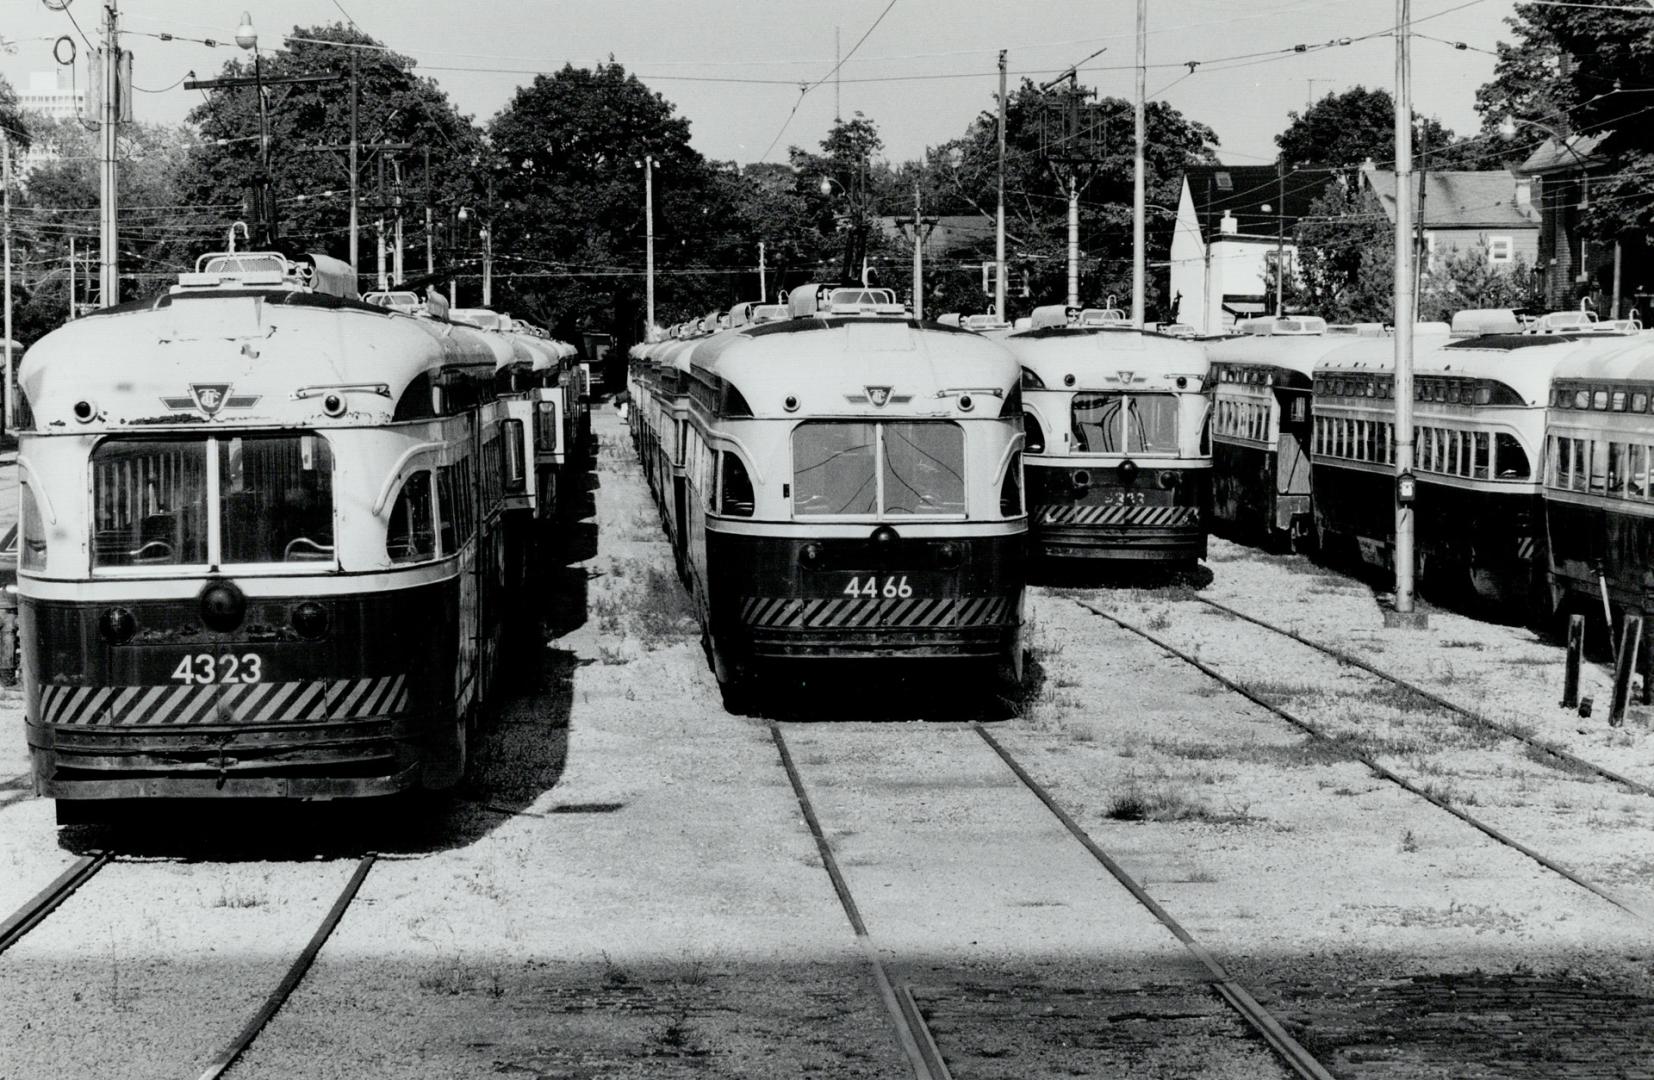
[865, 385, 892, 407]
[161, 383, 261, 417]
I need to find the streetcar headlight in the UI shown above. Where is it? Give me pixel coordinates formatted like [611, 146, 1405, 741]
[798, 542, 823, 566]
[72, 399, 97, 423]
[1176, 376, 1188, 389]
[98, 607, 137, 644]
[935, 541, 960, 568]
[291, 601, 329, 639]
[1117, 460, 1139, 485]
[322, 393, 347, 417]
[1158, 470, 1178, 489]
[1063, 373, 1076, 387]
[958, 394, 974, 412]
[1070, 469, 1091, 489]
[199, 580, 247, 633]
[783, 395, 800, 412]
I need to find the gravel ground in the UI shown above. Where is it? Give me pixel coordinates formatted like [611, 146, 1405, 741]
[5, 420, 1654, 1078]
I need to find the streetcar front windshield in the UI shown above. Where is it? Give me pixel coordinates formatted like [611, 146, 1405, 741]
[793, 420, 965, 517]
[219, 435, 336, 562]
[92, 434, 335, 570]
[92, 439, 210, 567]
[1072, 392, 1180, 454]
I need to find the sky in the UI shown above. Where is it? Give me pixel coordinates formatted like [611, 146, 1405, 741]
[0, 0, 1522, 166]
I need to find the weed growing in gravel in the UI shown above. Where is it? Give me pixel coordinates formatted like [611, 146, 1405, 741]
[1399, 829, 1419, 852]
[1145, 609, 1172, 631]
[1440, 639, 1488, 651]
[1104, 777, 1258, 825]
[212, 882, 267, 908]
[597, 643, 628, 666]
[601, 951, 632, 987]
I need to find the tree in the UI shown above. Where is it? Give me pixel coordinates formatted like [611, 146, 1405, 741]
[0, 74, 30, 150]
[1275, 87, 1483, 170]
[1270, 182, 1394, 322]
[916, 81, 1219, 320]
[789, 113, 898, 286]
[1417, 242, 1544, 322]
[175, 23, 484, 274]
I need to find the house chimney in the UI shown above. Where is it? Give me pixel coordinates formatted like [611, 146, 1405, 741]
[1220, 211, 1238, 235]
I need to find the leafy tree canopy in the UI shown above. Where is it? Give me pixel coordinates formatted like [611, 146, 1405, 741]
[1275, 86, 1485, 170]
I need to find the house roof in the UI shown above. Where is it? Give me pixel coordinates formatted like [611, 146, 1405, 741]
[1182, 164, 1338, 240]
[1512, 131, 1607, 176]
[1362, 166, 1538, 229]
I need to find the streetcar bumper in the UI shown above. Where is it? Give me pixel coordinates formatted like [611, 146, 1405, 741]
[1033, 505, 1207, 561]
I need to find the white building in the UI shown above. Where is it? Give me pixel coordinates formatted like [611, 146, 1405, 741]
[1169, 164, 1336, 336]
[15, 70, 83, 173]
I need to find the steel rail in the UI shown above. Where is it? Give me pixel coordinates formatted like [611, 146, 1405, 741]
[196, 855, 377, 1080]
[974, 724, 1338, 1080]
[1075, 599, 1647, 921]
[0, 853, 112, 955]
[767, 720, 953, 1080]
[1193, 594, 1654, 799]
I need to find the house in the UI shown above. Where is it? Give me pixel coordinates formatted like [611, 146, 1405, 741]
[1505, 132, 1646, 315]
[1169, 165, 1337, 335]
[1361, 164, 1540, 280]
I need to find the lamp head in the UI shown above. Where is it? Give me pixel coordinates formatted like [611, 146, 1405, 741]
[1498, 114, 1519, 143]
[458, 207, 470, 222]
[819, 176, 834, 196]
[234, 11, 256, 50]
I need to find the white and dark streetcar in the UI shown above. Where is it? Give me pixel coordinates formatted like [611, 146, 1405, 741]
[1543, 336, 1654, 616]
[1205, 330, 1347, 549]
[1005, 323, 1211, 561]
[636, 285, 1028, 701]
[17, 251, 533, 817]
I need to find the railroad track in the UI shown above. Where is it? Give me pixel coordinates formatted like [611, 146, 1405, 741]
[1191, 594, 1654, 799]
[0, 850, 375, 1078]
[768, 718, 1337, 1080]
[1073, 597, 1648, 922]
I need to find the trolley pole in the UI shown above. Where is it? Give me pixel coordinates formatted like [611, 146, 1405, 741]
[1067, 173, 1079, 309]
[996, 49, 1007, 322]
[349, 51, 359, 284]
[1131, 0, 1147, 327]
[912, 181, 924, 322]
[100, 0, 120, 308]
[1389, 0, 1424, 627]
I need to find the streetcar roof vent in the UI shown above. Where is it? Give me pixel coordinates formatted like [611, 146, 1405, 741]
[174, 250, 357, 299]
[825, 287, 902, 315]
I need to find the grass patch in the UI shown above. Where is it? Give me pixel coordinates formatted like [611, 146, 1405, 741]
[1439, 639, 1488, 651]
[1103, 778, 1259, 825]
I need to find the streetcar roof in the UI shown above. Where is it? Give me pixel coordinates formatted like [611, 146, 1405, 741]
[690, 317, 1019, 418]
[20, 292, 499, 430]
[1551, 333, 1654, 382]
[1202, 331, 1352, 378]
[1002, 326, 1209, 385]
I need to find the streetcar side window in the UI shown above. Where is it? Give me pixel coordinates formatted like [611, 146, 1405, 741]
[1000, 451, 1024, 517]
[1572, 438, 1588, 491]
[220, 435, 335, 563]
[718, 452, 756, 517]
[1590, 440, 1609, 493]
[1473, 432, 1490, 479]
[19, 482, 45, 571]
[385, 471, 436, 564]
[91, 438, 209, 568]
[1633, 444, 1650, 498]
[1609, 442, 1629, 497]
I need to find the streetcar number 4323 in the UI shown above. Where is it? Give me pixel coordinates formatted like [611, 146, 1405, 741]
[843, 575, 914, 599]
[169, 653, 264, 685]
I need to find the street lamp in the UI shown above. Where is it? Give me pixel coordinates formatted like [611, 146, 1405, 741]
[819, 174, 867, 285]
[235, 11, 275, 244]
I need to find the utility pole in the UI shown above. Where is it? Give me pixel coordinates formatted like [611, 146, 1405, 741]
[100, 0, 120, 308]
[424, 147, 434, 277]
[68, 233, 77, 319]
[376, 155, 387, 290]
[1132, 0, 1147, 327]
[758, 241, 767, 302]
[3, 130, 12, 433]
[996, 49, 1007, 322]
[1067, 173, 1080, 309]
[642, 154, 656, 334]
[481, 226, 492, 307]
[349, 51, 359, 282]
[392, 161, 404, 285]
[1275, 159, 1286, 315]
[1414, 125, 1428, 316]
[1390, 0, 1423, 626]
[911, 181, 925, 321]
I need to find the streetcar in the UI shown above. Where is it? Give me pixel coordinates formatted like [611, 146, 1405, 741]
[1308, 327, 1597, 616]
[678, 284, 1027, 704]
[1543, 334, 1654, 617]
[1004, 323, 1211, 562]
[16, 250, 527, 818]
[1205, 330, 1347, 549]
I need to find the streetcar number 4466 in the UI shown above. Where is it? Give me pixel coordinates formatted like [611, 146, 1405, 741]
[843, 575, 913, 599]
[169, 653, 264, 685]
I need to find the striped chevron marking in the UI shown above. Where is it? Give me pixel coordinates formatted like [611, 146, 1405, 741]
[1516, 537, 1536, 561]
[1036, 504, 1201, 528]
[741, 595, 1015, 630]
[38, 675, 409, 727]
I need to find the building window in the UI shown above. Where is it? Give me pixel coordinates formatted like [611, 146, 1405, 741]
[1488, 236, 1514, 265]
